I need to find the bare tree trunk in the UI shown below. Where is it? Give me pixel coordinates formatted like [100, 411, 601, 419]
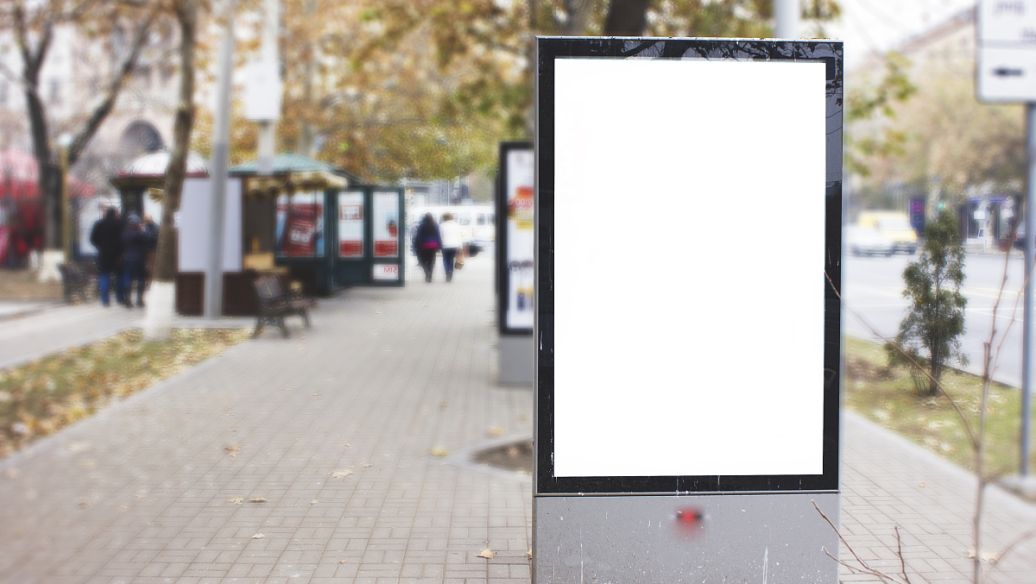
[603, 0, 650, 36]
[12, 1, 156, 259]
[147, 0, 197, 339]
[155, 0, 197, 282]
[524, 0, 538, 138]
[25, 88, 58, 250]
[561, 0, 592, 35]
[15, 3, 57, 250]
[929, 352, 941, 397]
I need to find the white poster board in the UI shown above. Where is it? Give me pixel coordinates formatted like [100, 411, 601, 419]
[337, 191, 364, 258]
[177, 177, 242, 272]
[372, 191, 400, 258]
[552, 58, 826, 478]
[505, 149, 535, 331]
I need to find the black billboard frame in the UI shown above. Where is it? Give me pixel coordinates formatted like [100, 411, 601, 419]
[535, 36, 844, 496]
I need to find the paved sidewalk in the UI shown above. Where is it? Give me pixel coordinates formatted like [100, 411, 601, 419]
[0, 257, 1033, 583]
[0, 300, 55, 321]
[0, 301, 254, 369]
[0, 303, 140, 369]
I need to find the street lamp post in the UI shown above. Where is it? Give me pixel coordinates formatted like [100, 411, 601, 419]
[204, 0, 236, 320]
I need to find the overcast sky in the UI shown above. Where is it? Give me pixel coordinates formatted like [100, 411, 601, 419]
[827, 0, 977, 69]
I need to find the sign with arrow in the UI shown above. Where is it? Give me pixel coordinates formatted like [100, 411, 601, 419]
[978, 0, 1036, 102]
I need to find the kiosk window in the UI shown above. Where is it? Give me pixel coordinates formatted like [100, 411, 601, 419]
[276, 191, 325, 258]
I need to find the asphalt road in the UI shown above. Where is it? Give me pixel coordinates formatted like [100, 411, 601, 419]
[844, 250, 1027, 387]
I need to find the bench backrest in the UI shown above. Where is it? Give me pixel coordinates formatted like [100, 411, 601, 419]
[254, 275, 285, 304]
[58, 263, 86, 281]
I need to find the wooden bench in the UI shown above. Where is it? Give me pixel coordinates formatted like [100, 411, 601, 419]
[252, 274, 314, 338]
[58, 262, 94, 304]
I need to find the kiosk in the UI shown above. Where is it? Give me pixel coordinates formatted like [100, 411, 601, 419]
[534, 37, 843, 582]
[496, 142, 535, 385]
[231, 155, 406, 294]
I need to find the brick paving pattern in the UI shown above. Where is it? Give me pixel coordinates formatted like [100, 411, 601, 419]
[0, 258, 1033, 583]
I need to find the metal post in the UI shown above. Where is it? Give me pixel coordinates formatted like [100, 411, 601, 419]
[204, 0, 235, 320]
[775, 0, 799, 39]
[257, 0, 279, 174]
[60, 145, 72, 263]
[1023, 103, 1036, 476]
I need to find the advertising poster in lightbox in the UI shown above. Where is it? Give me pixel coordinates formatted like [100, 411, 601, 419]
[276, 191, 324, 257]
[372, 191, 399, 258]
[337, 191, 364, 258]
[506, 149, 535, 331]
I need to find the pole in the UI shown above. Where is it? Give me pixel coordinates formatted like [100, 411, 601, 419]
[60, 145, 71, 263]
[257, 0, 279, 173]
[775, 0, 799, 39]
[204, 0, 235, 320]
[1023, 103, 1036, 476]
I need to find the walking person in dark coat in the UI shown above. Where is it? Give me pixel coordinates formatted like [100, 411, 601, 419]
[89, 207, 124, 306]
[411, 213, 442, 283]
[121, 213, 154, 308]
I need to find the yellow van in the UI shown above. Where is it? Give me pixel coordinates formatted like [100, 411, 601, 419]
[857, 211, 918, 254]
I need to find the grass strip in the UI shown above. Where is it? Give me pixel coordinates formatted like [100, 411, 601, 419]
[0, 328, 248, 457]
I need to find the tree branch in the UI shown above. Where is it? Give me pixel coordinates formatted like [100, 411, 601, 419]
[812, 500, 904, 584]
[67, 2, 160, 165]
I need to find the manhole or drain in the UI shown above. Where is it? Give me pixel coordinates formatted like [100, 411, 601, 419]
[472, 439, 532, 473]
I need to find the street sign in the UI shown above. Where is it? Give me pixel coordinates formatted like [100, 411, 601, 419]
[978, 0, 1036, 102]
[980, 0, 1036, 43]
[535, 37, 843, 583]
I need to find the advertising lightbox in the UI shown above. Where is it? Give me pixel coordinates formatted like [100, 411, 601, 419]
[276, 191, 324, 258]
[497, 142, 536, 335]
[337, 191, 365, 258]
[538, 39, 840, 494]
[534, 37, 843, 583]
[372, 190, 400, 258]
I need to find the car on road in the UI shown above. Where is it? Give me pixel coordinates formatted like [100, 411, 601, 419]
[847, 225, 895, 257]
[858, 211, 918, 254]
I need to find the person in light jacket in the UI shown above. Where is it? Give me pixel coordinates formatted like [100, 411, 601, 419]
[438, 213, 464, 282]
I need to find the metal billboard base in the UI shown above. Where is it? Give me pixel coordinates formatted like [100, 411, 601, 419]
[499, 335, 535, 386]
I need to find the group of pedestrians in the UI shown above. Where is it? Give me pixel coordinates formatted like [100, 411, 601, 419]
[412, 212, 464, 283]
[89, 207, 159, 308]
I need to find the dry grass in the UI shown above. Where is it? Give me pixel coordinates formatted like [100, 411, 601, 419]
[0, 328, 249, 457]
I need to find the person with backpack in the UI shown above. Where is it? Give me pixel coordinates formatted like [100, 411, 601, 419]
[411, 213, 442, 283]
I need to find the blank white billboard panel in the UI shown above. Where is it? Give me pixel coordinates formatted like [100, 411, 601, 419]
[552, 58, 827, 478]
